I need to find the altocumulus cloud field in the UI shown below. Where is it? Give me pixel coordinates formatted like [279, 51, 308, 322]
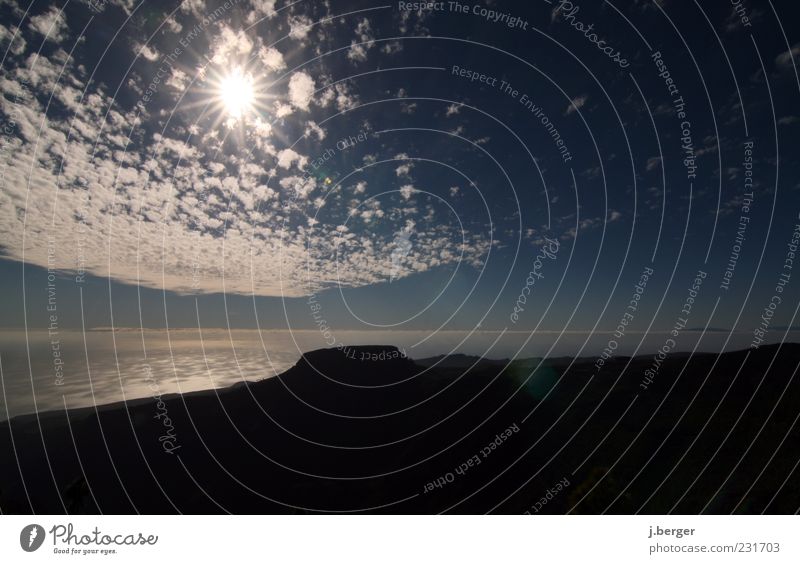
[0, 0, 492, 297]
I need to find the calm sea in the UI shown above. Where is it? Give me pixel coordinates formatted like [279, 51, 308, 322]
[1, 328, 797, 420]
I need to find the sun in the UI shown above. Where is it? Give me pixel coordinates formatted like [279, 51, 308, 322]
[219, 67, 255, 120]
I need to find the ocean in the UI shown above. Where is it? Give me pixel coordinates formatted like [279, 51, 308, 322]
[1, 328, 797, 420]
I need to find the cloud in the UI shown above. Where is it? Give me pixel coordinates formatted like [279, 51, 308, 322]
[276, 148, 307, 169]
[399, 184, 416, 200]
[164, 16, 182, 33]
[288, 15, 313, 41]
[778, 116, 799, 125]
[165, 68, 189, 90]
[561, 211, 623, 240]
[210, 27, 253, 65]
[445, 103, 461, 116]
[724, 5, 762, 33]
[273, 101, 294, 118]
[564, 95, 587, 116]
[0, 2, 491, 300]
[288, 71, 315, 111]
[381, 41, 403, 55]
[280, 175, 316, 199]
[774, 42, 799, 71]
[246, 0, 278, 24]
[347, 18, 375, 63]
[645, 156, 662, 171]
[348, 43, 369, 63]
[180, 0, 207, 17]
[0, 23, 26, 56]
[322, 82, 359, 112]
[398, 5, 434, 34]
[258, 46, 286, 72]
[28, 7, 68, 43]
[133, 41, 160, 62]
[304, 120, 326, 140]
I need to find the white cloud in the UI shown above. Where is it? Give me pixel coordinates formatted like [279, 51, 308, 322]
[394, 155, 414, 178]
[273, 101, 294, 118]
[210, 27, 253, 65]
[28, 7, 68, 43]
[133, 41, 160, 62]
[0, 7, 491, 298]
[724, 5, 762, 33]
[565, 95, 587, 116]
[164, 16, 182, 33]
[0, 24, 27, 56]
[279, 175, 316, 199]
[246, 0, 278, 24]
[288, 15, 313, 41]
[258, 46, 286, 72]
[399, 184, 416, 200]
[180, 0, 207, 17]
[288, 71, 315, 111]
[166, 68, 189, 90]
[645, 156, 662, 171]
[775, 43, 800, 70]
[381, 41, 403, 55]
[445, 103, 461, 116]
[276, 148, 307, 169]
[348, 42, 368, 63]
[334, 83, 358, 111]
[347, 18, 375, 63]
[304, 120, 326, 140]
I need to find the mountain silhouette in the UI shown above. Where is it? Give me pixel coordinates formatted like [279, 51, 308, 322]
[1, 344, 798, 514]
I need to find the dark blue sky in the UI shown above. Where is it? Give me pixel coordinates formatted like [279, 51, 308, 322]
[1, 0, 799, 338]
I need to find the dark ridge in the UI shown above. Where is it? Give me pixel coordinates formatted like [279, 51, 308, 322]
[1, 344, 798, 514]
[413, 353, 510, 368]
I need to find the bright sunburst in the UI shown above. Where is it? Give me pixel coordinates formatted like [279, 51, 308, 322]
[219, 67, 255, 120]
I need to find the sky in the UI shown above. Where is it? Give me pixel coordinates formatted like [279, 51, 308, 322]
[0, 0, 799, 340]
